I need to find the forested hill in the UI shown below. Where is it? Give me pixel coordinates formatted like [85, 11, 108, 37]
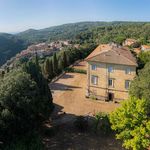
[0, 33, 27, 65]
[17, 21, 144, 43]
[1, 21, 150, 66]
[17, 22, 111, 43]
[76, 22, 150, 45]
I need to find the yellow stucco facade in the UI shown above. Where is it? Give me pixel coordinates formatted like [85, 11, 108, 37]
[86, 61, 136, 102]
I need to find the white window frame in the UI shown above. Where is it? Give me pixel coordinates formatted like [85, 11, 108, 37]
[91, 75, 98, 85]
[91, 64, 97, 70]
[108, 78, 114, 87]
[108, 66, 114, 73]
[125, 80, 130, 89]
[125, 67, 131, 74]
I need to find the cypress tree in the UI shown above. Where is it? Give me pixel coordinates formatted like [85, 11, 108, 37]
[61, 51, 68, 70]
[23, 57, 53, 106]
[63, 51, 68, 68]
[52, 53, 58, 76]
[58, 51, 68, 72]
[44, 58, 50, 78]
[0, 70, 5, 78]
[44, 58, 53, 79]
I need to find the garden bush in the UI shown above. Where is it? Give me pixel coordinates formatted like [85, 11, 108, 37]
[93, 112, 112, 135]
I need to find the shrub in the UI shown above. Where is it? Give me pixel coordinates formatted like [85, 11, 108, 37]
[65, 67, 87, 74]
[110, 97, 150, 150]
[93, 112, 111, 135]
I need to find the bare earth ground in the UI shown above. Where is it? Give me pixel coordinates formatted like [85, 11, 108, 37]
[43, 126, 125, 150]
[45, 61, 124, 150]
[50, 61, 120, 116]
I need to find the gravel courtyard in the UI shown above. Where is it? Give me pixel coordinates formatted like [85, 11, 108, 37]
[50, 61, 119, 116]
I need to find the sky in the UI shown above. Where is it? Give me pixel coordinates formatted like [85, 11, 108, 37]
[0, 0, 150, 33]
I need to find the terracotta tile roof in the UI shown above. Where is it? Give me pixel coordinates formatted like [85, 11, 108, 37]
[85, 44, 112, 60]
[133, 48, 141, 54]
[141, 45, 150, 49]
[85, 44, 137, 66]
[125, 38, 137, 42]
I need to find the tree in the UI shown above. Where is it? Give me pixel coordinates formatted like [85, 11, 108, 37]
[0, 64, 53, 143]
[52, 52, 58, 76]
[63, 51, 68, 68]
[0, 70, 38, 140]
[114, 35, 126, 45]
[138, 51, 150, 69]
[129, 62, 150, 109]
[44, 58, 53, 79]
[23, 57, 53, 112]
[110, 97, 150, 150]
[58, 51, 68, 71]
[0, 70, 5, 78]
[62, 51, 68, 69]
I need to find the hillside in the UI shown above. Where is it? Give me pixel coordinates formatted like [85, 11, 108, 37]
[76, 22, 150, 45]
[0, 33, 27, 66]
[1, 21, 150, 66]
[17, 21, 138, 43]
[17, 22, 108, 43]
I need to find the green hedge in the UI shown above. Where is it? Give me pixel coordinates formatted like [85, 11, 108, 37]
[65, 67, 87, 74]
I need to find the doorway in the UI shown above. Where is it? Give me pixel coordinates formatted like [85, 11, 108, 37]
[108, 92, 114, 101]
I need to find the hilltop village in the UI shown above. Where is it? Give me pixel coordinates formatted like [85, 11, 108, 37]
[0, 40, 79, 70]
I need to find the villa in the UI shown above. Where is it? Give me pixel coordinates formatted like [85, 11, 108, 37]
[85, 44, 137, 102]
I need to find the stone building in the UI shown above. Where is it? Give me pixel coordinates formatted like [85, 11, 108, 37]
[123, 38, 137, 46]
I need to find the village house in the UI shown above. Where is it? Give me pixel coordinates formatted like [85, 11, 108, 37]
[123, 38, 137, 46]
[132, 47, 141, 55]
[141, 45, 150, 51]
[85, 44, 137, 102]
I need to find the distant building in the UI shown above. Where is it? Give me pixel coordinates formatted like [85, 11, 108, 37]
[141, 45, 150, 51]
[85, 44, 137, 102]
[123, 38, 137, 46]
[133, 48, 141, 55]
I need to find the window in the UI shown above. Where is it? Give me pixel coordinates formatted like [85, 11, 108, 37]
[91, 75, 98, 85]
[125, 80, 130, 89]
[108, 78, 114, 87]
[108, 66, 114, 73]
[91, 64, 97, 70]
[125, 68, 131, 74]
